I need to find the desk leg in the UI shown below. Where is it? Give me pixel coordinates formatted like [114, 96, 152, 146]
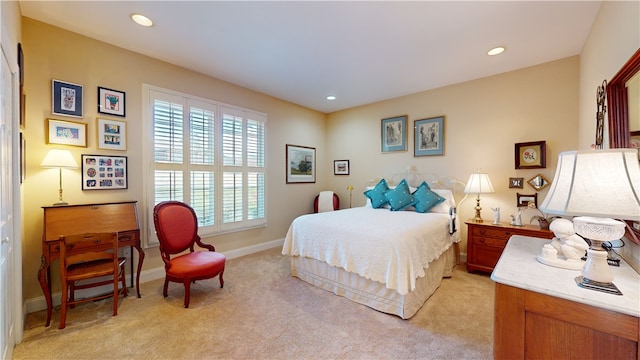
[38, 255, 53, 327]
[134, 245, 145, 298]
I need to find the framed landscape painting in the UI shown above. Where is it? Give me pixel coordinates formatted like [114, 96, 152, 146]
[286, 144, 315, 183]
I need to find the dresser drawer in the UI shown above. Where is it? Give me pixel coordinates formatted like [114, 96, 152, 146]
[471, 227, 515, 240]
[472, 235, 507, 248]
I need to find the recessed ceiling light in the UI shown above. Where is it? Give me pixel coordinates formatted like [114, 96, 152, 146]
[326, 95, 336, 101]
[131, 14, 153, 27]
[488, 47, 505, 56]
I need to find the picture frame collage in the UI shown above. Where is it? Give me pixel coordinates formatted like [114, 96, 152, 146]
[47, 79, 128, 190]
[381, 115, 445, 157]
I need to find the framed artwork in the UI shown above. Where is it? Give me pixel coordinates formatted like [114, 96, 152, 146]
[509, 177, 524, 189]
[333, 160, 350, 175]
[286, 144, 315, 183]
[516, 193, 538, 208]
[414, 116, 444, 156]
[515, 140, 546, 169]
[381, 115, 407, 152]
[47, 118, 87, 147]
[97, 118, 127, 150]
[81, 154, 128, 190]
[52, 79, 83, 117]
[98, 86, 126, 117]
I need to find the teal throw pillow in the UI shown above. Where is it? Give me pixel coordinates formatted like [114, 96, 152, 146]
[364, 179, 390, 208]
[384, 179, 417, 211]
[412, 181, 446, 213]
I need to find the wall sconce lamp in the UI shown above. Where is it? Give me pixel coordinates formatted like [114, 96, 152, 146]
[464, 171, 495, 223]
[40, 149, 78, 206]
[347, 185, 354, 208]
[539, 149, 640, 295]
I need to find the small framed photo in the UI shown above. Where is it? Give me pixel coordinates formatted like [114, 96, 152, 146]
[334, 160, 350, 175]
[97, 118, 127, 150]
[47, 118, 87, 147]
[414, 115, 444, 156]
[98, 86, 126, 117]
[381, 115, 407, 152]
[517, 193, 538, 208]
[286, 144, 315, 183]
[515, 140, 546, 169]
[81, 154, 128, 190]
[52, 79, 83, 117]
[509, 177, 524, 189]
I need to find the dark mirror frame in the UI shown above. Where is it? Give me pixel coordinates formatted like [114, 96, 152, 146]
[606, 47, 640, 245]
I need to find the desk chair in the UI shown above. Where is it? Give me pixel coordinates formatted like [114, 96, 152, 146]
[59, 232, 127, 329]
[153, 201, 226, 308]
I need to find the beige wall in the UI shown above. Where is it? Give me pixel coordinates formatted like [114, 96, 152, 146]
[21, 18, 328, 301]
[326, 57, 580, 254]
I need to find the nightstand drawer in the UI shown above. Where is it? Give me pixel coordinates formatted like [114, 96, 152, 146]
[473, 236, 507, 248]
[471, 227, 515, 240]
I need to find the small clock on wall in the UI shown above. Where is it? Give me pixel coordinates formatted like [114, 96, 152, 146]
[515, 141, 546, 169]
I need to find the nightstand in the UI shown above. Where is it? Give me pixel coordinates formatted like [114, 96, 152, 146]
[465, 221, 553, 273]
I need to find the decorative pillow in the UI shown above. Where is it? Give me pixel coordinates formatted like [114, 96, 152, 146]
[363, 179, 390, 208]
[412, 181, 446, 213]
[384, 179, 416, 211]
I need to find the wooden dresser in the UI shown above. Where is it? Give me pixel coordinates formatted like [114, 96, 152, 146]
[466, 221, 553, 273]
[492, 235, 639, 359]
[38, 201, 145, 327]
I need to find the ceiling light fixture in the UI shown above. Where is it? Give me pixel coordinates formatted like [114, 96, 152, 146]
[326, 95, 336, 101]
[488, 47, 505, 56]
[131, 14, 153, 27]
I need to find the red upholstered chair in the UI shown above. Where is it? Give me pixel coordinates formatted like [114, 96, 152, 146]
[313, 191, 340, 213]
[153, 201, 226, 308]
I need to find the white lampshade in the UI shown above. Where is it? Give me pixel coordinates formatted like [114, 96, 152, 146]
[40, 149, 78, 169]
[539, 149, 640, 220]
[464, 173, 495, 194]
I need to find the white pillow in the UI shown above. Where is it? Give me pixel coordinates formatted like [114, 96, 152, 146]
[429, 189, 455, 213]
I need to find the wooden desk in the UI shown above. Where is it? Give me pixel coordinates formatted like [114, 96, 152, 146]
[38, 201, 145, 327]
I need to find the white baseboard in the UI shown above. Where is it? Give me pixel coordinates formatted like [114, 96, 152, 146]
[25, 238, 285, 314]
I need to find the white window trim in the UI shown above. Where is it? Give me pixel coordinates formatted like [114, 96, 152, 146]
[142, 84, 267, 247]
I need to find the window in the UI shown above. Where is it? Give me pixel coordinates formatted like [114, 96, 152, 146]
[144, 86, 266, 245]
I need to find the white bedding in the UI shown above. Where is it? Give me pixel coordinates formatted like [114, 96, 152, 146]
[282, 206, 460, 295]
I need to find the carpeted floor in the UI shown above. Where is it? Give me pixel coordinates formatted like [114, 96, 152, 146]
[13, 247, 494, 359]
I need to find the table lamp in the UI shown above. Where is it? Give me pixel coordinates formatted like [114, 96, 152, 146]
[41, 149, 78, 206]
[464, 172, 495, 223]
[539, 149, 640, 295]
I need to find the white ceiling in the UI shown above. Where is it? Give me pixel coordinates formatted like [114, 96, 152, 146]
[19, 1, 602, 113]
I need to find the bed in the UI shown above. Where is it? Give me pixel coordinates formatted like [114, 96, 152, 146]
[282, 172, 463, 319]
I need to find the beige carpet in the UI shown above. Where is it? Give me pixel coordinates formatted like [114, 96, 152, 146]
[13, 247, 494, 359]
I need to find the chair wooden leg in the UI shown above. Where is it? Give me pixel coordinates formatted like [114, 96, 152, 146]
[120, 265, 128, 297]
[163, 278, 169, 298]
[69, 282, 76, 309]
[219, 269, 225, 288]
[59, 283, 68, 329]
[183, 280, 191, 308]
[113, 273, 119, 316]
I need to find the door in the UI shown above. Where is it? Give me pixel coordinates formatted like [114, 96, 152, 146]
[0, 43, 15, 360]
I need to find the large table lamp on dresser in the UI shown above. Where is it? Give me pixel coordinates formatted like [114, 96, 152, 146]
[539, 149, 640, 295]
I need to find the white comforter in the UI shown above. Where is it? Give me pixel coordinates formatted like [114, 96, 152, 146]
[282, 207, 459, 295]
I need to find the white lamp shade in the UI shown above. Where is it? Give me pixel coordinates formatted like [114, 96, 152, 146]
[40, 149, 79, 169]
[539, 149, 640, 221]
[464, 173, 495, 194]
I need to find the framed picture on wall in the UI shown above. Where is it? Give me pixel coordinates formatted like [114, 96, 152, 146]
[286, 144, 316, 183]
[47, 118, 87, 147]
[333, 160, 350, 175]
[97, 118, 127, 150]
[515, 140, 546, 169]
[414, 116, 444, 156]
[52, 79, 83, 118]
[81, 154, 128, 190]
[97, 87, 126, 117]
[516, 193, 538, 208]
[381, 115, 407, 152]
